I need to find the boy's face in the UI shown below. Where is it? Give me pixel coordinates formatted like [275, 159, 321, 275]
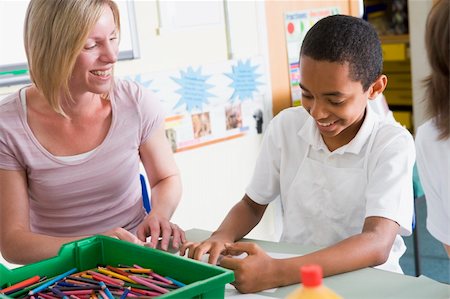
[299, 56, 371, 150]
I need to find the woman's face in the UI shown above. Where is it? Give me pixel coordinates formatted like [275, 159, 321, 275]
[69, 5, 118, 96]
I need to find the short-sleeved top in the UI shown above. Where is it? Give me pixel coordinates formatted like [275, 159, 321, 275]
[0, 79, 164, 236]
[246, 105, 415, 272]
[416, 119, 450, 245]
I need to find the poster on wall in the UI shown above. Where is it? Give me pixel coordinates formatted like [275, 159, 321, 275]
[284, 7, 340, 106]
[124, 57, 266, 153]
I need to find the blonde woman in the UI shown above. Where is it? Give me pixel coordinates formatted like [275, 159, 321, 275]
[0, 0, 184, 264]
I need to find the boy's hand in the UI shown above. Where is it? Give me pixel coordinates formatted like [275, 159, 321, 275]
[179, 234, 232, 265]
[220, 242, 278, 294]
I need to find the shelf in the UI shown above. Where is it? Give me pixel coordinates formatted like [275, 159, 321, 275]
[379, 34, 409, 44]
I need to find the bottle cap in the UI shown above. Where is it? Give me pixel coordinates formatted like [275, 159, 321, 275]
[300, 265, 322, 287]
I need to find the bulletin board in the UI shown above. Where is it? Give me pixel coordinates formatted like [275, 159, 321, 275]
[0, 0, 140, 87]
[284, 7, 340, 106]
[123, 57, 267, 153]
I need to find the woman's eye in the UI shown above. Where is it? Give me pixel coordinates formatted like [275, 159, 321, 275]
[85, 44, 96, 50]
[301, 94, 313, 99]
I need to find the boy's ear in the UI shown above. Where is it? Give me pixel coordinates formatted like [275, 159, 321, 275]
[368, 75, 387, 100]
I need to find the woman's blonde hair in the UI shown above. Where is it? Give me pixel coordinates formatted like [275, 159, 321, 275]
[423, 0, 449, 139]
[24, 0, 120, 116]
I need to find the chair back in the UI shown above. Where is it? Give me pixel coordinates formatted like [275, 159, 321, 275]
[140, 174, 151, 213]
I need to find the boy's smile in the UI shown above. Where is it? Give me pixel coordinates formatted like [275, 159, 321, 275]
[299, 56, 383, 151]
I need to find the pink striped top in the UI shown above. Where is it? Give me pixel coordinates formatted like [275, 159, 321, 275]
[0, 79, 164, 236]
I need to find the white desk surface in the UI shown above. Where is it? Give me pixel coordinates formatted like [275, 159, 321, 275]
[186, 229, 450, 299]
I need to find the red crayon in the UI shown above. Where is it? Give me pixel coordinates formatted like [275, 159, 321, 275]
[0, 275, 40, 294]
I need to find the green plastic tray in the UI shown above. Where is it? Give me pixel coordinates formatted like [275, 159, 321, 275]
[0, 236, 234, 298]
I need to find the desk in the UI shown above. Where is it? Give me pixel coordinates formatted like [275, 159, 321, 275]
[186, 229, 450, 299]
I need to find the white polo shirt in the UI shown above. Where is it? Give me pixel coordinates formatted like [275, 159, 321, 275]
[246, 105, 415, 272]
[416, 119, 450, 245]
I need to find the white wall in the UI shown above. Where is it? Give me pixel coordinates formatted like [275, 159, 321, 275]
[408, 0, 433, 130]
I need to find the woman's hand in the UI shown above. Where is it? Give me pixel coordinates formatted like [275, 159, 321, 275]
[136, 213, 186, 250]
[103, 227, 146, 246]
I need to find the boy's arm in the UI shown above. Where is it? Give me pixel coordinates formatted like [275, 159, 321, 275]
[220, 215, 398, 293]
[180, 194, 267, 264]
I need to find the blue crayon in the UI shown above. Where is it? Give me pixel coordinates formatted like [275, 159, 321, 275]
[164, 276, 186, 287]
[28, 268, 78, 295]
[50, 286, 69, 299]
[99, 281, 114, 299]
[119, 286, 131, 299]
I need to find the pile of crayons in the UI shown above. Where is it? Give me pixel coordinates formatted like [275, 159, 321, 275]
[0, 264, 186, 299]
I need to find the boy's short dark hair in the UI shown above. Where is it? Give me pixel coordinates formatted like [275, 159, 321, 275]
[300, 15, 382, 91]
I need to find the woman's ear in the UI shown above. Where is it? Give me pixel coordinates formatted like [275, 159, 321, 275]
[368, 74, 387, 100]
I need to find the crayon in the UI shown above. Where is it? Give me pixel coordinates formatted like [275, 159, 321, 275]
[90, 290, 98, 299]
[7, 277, 53, 298]
[98, 282, 114, 299]
[50, 286, 69, 299]
[36, 292, 59, 299]
[87, 271, 124, 286]
[135, 277, 176, 289]
[105, 266, 130, 277]
[0, 275, 40, 294]
[97, 268, 136, 284]
[128, 269, 152, 274]
[61, 290, 94, 296]
[129, 275, 168, 294]
[57, 282, 78, 287]
[29, 268, 78, 296]
[149, 272, 172, 285]
[119, 287, 131, 299]
[57, 286, 102, 291]
[66, 277, 120, 290]
[164, 276, 186, 287]
[117, 264, 132, 268]
[117, 268, 152, 274]
[123, 282, 154, 291]
[98, 290, 108, 299]
[129, 288, 161, 296]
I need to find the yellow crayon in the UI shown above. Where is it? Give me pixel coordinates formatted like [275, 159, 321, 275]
[97, 268, 137, 284]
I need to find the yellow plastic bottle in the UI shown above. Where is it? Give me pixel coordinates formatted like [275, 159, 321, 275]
[286, 265, 343, 299]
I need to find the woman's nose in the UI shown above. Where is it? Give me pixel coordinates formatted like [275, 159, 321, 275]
[101, 41, 118, 63]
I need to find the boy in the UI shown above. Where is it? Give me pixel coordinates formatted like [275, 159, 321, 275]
[181, 15, 415, 293]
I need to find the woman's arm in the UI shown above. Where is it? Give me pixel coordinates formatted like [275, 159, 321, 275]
[0, 169, 84, 264]
[136, 124, 185, 250]
[0, 169, 144, 264]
